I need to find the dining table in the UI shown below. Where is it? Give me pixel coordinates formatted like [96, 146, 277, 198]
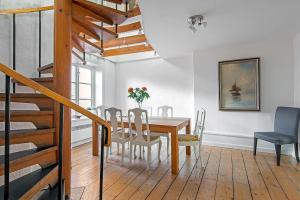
[92, 116, 191, 174]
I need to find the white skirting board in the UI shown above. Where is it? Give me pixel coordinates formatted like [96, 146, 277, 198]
[202, 131, 297, 156]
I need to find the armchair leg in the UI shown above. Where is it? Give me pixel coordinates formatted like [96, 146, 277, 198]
[275, 144, 281, 166]
[253, 137, 258, 156]
[294, 143, 299, 163]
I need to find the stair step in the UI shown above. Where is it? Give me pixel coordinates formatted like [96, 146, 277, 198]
[0, 128, 55, 147]
[0, 93, 54, 111]
[12, 77, 54, 90]
[0, 110, 54, 129]
[74, 0, 127, 25]
[0, 146, 58, 176]
[73, 18, 117, 42]
[0, 164, 58, 200]
[38, 182, 63, 200]
[37, 63, 54, 74]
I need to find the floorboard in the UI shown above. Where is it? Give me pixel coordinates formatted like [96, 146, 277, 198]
[71, 142, 300, 200]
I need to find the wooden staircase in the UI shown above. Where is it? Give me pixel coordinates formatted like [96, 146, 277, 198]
[0, 0, 146, 199]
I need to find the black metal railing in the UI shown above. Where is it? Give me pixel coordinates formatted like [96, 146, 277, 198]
[12, 14, 16, 93]
[4, 76, 11, 199]
[58, 103, 64, 199]
[99, 125, 108, 200]
[3, 75, 64, 200]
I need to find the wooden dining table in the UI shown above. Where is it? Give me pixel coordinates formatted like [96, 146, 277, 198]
[92, 117, 191, 174]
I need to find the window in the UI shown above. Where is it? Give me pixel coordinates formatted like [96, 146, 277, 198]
[72, 65, 103, 118]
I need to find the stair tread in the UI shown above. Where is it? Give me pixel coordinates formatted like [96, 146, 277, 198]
[74, 0, 127, 25]
[0, 93, 48, 98]
[12, 77, 53, 83]
[37, 63, 54, 72]
[0, 128, 55, 136]
[0, 110, 53, 115]
[0, 164, 57, 200]
[38, 183, 60, 200]
[0, 146, 57, 165]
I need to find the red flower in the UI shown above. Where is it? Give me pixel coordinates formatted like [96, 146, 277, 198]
[128, 87, 133, 93]
[142, 87, 147, 91]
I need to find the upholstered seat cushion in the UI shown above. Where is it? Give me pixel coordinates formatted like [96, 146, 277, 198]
[178, 134, 199, 142]
[254, 132, 297, 144]
[132, 135, 160, 141]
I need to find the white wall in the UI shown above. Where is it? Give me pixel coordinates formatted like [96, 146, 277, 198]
[194, 38, 295, 152]
[115, 56, 194, 118]
[294, 33, 300, 107]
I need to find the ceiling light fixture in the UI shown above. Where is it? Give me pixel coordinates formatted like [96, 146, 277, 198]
[187, 15, 207, 33]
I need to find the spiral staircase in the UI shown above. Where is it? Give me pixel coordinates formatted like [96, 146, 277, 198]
[0, 0, 152, 199]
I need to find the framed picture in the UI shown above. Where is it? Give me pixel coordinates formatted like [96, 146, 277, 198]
[218, 58, 260, 111]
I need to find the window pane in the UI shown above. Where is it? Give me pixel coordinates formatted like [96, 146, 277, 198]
[79, 84, 91, 99]
[79, 67, 91, 84]
[72, 66, 76, 82]
[71, 83, 76, 99]
[79, 100, 91, 109]
[95, 71, 103, 107]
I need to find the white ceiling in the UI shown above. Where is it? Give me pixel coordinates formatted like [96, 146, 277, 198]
[140, 0, 300, 58]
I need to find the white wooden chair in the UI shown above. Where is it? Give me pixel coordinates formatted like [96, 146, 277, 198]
[157, 105, 173, 117]
[128, 108, 162, 169]
[178, 109, 206, 167]
[95, 105, 107, 118]
[151, 105, 173, 155]
[104, 107, 130, 165]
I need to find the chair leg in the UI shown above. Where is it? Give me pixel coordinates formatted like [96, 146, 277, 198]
[158, 141, 162, 162]
[117, 143, 120, 155]
[134, 145, 137, 159]
[294, 143, 300, 163]
[147, 146, 151, 169]
[193, 145, 197, 158]
[139, 145, 142, 159]
[199, 143, 204, 168]
[167, 136, 169, 156]
[275, 144, 281, 166]
[129, 143, 133, 166]
[121, 143, 125, 166]
[106, 147, 109, 162]
[253, 137, 258, 156]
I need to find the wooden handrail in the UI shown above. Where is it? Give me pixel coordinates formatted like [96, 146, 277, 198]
[0, 63, 111, 131]
[0, 6, 54, 15]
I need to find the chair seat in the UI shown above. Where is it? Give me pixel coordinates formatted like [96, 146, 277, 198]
[178, 134, 199, 142]
[151, 132, 169, 137]
[254, 132, 297, 144]
[112, 130, 130, 140]
[132, 135, 160, 143]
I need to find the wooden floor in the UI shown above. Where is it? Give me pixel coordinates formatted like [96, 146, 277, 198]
[71, 141, 300, 200]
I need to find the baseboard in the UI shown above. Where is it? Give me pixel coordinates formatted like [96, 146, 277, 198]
[72, 137, 92, 148]
[203, 131, 276, 153]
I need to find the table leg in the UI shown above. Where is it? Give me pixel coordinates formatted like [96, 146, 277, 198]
[171, 127, 179, 174]
[92, 121, 99, 156]
[186, 121, 191, 155]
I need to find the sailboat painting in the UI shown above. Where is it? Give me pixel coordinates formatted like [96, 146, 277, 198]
[218, 58, 260, 111]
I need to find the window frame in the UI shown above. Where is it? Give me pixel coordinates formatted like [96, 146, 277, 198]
[72, 63, 103, 118]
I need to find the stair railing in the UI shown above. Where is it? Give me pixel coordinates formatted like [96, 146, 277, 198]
[0, 6, 54, 92]
[0, 63, 111, 200]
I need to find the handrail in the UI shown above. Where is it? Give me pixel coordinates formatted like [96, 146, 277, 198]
[0, 63, 111, 131]
[0, 6, 54, 15]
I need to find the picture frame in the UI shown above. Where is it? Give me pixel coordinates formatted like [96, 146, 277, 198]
[218, 57, 260, 111]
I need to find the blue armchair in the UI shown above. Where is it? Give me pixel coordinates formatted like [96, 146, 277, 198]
[253, 107, 300, 166]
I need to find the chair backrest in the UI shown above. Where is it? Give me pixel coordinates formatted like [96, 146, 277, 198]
[95, 105, 107, 118]
[194, 108, 206, 138]
[274, 107, 300, 137]
[105, 107, 124, 136]
[143, 105, 153, 117]
[128, 108, 150, 142]
[157, 105, 173, 117]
